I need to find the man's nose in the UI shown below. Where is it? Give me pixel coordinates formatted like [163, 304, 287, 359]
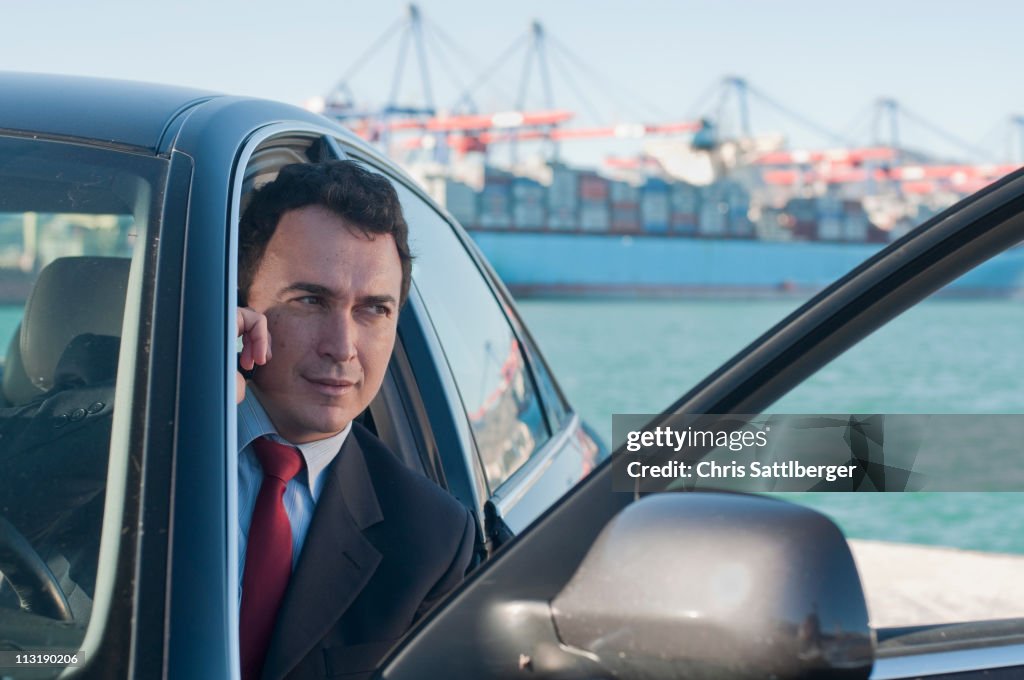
[317, 311, 358, 362]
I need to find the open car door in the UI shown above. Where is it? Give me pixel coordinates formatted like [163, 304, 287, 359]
[377, 167, 1024, 680]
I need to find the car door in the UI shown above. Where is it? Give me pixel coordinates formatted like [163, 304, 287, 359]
[376, 167, 1024, 678]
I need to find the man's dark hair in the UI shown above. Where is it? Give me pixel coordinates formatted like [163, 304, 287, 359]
[239, 160, 413, 306]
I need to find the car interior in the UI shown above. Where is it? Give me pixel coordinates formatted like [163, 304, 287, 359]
[0, 135, 154, 654]
[0, 255, 128, 615]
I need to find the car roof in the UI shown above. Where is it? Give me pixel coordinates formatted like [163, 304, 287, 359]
[0, 72, 221, 151]
[0, 72, 376, 158]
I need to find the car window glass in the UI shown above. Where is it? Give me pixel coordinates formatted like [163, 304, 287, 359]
[389, 179, 551, 492]
[0, 136, 159, 665]
[759, 249, 1024, 628]
[521, 332, 570, 430]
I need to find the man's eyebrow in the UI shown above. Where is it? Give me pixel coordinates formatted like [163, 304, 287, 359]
[279, 282, 335, 298]
[359, 294, 397, 307]
[279, 284, 396, 307]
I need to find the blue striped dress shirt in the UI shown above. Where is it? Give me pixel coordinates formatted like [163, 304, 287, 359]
[237, 390, 351, 605]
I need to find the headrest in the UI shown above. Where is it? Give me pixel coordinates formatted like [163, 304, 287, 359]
[2, 323, 38, 405]
[19, 257, 130, 394]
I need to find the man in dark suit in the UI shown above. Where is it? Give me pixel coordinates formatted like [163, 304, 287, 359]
[235, 161, 475, 680]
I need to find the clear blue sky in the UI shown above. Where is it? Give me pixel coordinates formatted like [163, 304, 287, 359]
[5, 0, 1024, 164]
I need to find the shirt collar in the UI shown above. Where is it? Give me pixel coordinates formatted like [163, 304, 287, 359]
[238, 389, 351, 497]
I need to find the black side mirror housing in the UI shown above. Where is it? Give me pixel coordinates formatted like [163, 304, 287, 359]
[550, 492, 874, 680]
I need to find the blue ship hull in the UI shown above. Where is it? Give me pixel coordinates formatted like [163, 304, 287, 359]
[469, 231, 1024, 298]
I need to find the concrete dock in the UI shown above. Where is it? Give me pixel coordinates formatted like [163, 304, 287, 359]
[849, 539, 1024, 628]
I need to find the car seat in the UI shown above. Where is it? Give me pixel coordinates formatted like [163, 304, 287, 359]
[0, 256, 130, 618]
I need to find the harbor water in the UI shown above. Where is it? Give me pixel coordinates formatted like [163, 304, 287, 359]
[3, 299, 1022, 557]
[518, 297, 1024, 555]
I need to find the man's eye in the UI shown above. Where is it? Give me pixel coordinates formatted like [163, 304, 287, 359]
[296, 295, 322, 306]
[367, 304, 392, 317]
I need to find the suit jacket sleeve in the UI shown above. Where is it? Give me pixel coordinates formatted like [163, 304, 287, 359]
[414, 506, 476, 621]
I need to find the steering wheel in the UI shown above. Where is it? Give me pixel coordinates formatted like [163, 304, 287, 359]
[0, 515, 73, 621]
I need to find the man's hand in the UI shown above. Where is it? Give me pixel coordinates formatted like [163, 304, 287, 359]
[237, 307, 270, 404]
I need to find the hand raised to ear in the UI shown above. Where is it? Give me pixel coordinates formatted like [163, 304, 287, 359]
[236, 307, 271, 404]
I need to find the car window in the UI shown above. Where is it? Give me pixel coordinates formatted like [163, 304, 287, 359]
[751, 249, 1024, 628]
[0, 136, 161, 667]
[519, 330, 571, 431]
[389, 179, 552, 492]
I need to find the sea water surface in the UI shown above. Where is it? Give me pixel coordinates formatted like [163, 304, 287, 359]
[518, 298, 1024, 555]
[4, 298, 1023, 554]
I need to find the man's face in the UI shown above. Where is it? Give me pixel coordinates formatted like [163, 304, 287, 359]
[245, 205, 402, 443]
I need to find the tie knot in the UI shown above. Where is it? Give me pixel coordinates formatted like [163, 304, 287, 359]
[252, 437, 304, 483]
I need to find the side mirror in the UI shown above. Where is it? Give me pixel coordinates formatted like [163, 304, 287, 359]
[551, 492, 874, 679]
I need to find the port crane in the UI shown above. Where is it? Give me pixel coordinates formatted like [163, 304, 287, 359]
[316, 6, 1021, 208]
[751, 98, 1020, 195]
[311, 4, 700, 161]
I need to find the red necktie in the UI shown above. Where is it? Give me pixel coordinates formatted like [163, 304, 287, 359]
[240, 437, 304, 680]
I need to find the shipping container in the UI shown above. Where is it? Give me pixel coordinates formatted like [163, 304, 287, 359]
[670, 181, 702, 216]
[817, 216, 844, 240]
[784, 198, 819, 241]
[814, 193, 844, 240]
[578, 172, 610, 201]
[479, 170, 512, 229]
[576, 171, 609, 232]
[485, 166, 514, 182]
[841, 200, 870, 242]
[579, 203, 611, 231]
[511, 177, 546, 229]
[610, 180, 640, 205]
[512, 176, 545, 201]
[722, 181, 752, 237]
[754, 207, 792, 241]
[431, 177, 478, 228]
[513, 203, 546, 230]
[729, 216, 755, 238]
[611, 209, 641, 233]
[610, 180, 640, 232]
[640, 179, 670, 233]
[548, 164, 579, 230]
[669, 212, 699, 236]
[700, 181, 747, 237]
[698, 199, 728, 236]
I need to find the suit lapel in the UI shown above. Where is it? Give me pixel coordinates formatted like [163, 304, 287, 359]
[262, 430, 384, 680]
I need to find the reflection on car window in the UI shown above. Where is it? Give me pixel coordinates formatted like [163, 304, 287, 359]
[389, 180, 551, 491]
[0, 136, 160, 663]
[520, 331, 571, 431]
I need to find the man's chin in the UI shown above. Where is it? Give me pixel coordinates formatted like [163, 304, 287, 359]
[247, 385, 358, 442]
[288, 413, 354, 443]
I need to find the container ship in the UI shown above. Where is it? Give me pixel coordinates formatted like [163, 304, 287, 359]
[415, 161, 1024, 298]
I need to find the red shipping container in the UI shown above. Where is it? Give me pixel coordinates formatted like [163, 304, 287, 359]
[579, 173, 610, 201]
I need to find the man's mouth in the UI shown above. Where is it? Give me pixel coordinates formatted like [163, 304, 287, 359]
[305, 376, 357, 395]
